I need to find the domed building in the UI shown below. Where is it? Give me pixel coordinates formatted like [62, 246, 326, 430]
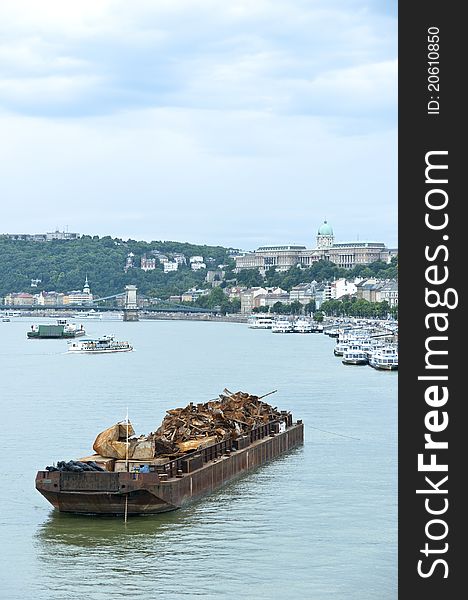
[234, 219, 394, 274]
[316, 220, 334, 250]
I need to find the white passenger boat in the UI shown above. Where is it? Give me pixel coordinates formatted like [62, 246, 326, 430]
[271, 318, 294, 333]
[72, 310, 102, 320]
[67, 335, 133, 354]
[247, 315, 274, 329]
[342, 348, 369, 365]
[293, 318, 313, 333]
[333, 339, 352, 356]
[369, 346, 398, 370]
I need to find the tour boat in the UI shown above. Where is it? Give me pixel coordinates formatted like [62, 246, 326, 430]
[247, 315, 274, 329]
[293, 319, 314, 333]
[271, 318, 294, 333]
[368, 346, 398, 370]
[342, 348, 369, 365]
[72, 310, 102, 320]
[67, 335, 133, 354]
[333, 340, 350, 356]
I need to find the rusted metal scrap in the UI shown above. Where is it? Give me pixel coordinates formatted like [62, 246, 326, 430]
[93, 389, 281, 460]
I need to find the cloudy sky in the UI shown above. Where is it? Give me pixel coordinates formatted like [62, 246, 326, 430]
[0, 0, 397, 250]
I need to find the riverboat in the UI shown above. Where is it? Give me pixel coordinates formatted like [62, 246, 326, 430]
[293, 318, 313, 333]
[67, 335, 133, 353]
[271, 318, 294, 333]
[369, 346, 398, 370]
[72, 310, 102, 320]
[27, 320, 85, 339]
[342, 348, 369, 365]
[247, 315, 274, 329]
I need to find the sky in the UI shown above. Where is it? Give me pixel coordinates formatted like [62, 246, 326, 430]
[0, 0, 397, 251]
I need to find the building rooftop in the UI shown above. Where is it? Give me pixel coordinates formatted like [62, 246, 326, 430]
[256, 245, 307, 252]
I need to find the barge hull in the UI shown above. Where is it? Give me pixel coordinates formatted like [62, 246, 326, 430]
[36, 421, 303, 515]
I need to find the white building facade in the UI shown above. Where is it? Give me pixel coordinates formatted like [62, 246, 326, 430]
[234, 221, 393, 274]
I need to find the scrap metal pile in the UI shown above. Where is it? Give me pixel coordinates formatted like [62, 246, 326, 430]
[92, 389, 282, 460]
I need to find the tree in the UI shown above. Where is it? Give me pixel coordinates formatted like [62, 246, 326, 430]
[271, 301, 286, 314]
[289, 300, 303, 315]
[313, 311, 324, 322]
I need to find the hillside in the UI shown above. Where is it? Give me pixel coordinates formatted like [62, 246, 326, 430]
[0, 235, 236, 299]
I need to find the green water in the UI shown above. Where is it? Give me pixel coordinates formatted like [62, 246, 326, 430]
[0, 317, 397, 599]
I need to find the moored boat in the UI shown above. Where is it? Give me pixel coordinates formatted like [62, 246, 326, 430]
[342, 348, 369, 365]
[369, 346, 398, 370]
[271, 318, 294, 333]
[72, 310, 102, 320]
[35, 390, 303, 515]
[293, 318, 313, 333]
[333, 340, 349, 356]
[247, 315, 274, 329]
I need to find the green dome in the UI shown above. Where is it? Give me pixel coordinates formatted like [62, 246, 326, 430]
[318, 220, 333, 236]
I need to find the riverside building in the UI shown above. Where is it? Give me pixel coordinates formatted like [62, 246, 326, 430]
[234, 221, 394, 274]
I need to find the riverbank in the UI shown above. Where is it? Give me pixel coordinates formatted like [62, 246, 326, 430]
[2, 309, 248, 323]
[141, 312, 248, 323]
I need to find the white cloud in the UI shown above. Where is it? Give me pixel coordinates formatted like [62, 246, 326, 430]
[0, 0, 397, 247]
[0, 0, 396, 120]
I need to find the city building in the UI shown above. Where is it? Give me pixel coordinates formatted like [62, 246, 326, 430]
[172, 253, 187, 266]
[150, 251, 168, 262]
[124, 253, 135, 272]
[4, 292, 36, 306]
[3, 230, 79, 242]
[225, 286, 246, 301]
[45, 230, 80, 241]
[330, 278, 362, 300]
[63, 277, 93, 305]
[314, 282, 333, 310]
[377, 280, 399, 307]
[163, 261, 178, 273]
[190, 256, 206, 271]
[289, 283, 316, 305]
[240, 287, 289, 314]
[355, 278, 398, 307]
[255, 289, 290, 310]
[355, 279, 382, 303]
[37, 291, 65, 306]
[205, 270, 225, 286]
[234, 220, 394, 274]
[141, 255, 156, 271]
[181, 288, 209, 302]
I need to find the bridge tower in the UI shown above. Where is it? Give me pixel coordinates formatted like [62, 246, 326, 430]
[123, 285, 139, 322]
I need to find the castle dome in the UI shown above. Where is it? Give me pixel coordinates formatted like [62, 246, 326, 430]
[318, 220, 333, 236]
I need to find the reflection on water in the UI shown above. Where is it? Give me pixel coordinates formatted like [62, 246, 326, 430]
[36, 509, 188, 548]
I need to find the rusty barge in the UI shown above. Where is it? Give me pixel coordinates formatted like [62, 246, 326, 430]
[36, 391, 303, 516]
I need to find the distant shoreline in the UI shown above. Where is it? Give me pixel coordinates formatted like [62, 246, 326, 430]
[141, 312, 248, 323]
[4, 309, 248, 324]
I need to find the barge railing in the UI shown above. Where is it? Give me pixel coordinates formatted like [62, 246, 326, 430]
[155, 412, 293, 479]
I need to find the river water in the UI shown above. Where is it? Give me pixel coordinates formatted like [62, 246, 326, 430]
[0, 316, 397, 600]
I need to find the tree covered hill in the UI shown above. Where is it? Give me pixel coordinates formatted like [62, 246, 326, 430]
[0, 235, 236, 299]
